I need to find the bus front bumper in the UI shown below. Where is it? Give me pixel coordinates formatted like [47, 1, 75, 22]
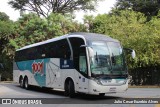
[88, 80, 128, 95]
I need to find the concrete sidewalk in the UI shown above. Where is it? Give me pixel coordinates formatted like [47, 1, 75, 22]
[129, 85, 160, 88]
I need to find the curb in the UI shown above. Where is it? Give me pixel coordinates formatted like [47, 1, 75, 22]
[0, 81, 13, 83]
[129, 85, 160, 88]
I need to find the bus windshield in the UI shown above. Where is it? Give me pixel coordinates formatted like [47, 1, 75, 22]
[90, 41, 126, 76]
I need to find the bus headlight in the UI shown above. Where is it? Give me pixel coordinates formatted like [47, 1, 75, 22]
[92, 78, 127, 86]
[98, 79, 127, 85]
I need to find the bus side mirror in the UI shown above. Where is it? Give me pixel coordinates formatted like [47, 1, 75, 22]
[88, 47, 94, 58]
[123, 48, 136, 59]
[0, 63, 4, 69]
[131, 50, 136, 59]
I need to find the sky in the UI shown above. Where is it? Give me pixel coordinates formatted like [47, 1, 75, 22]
[0, 0, 117, 23]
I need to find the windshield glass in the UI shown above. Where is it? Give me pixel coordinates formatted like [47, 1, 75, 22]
[90, 41, 126, 76]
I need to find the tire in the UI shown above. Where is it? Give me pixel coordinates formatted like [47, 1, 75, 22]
[64, 82, 69, 96]
[68, 80, 76, 98]
[24, 77, 29, 90]
[19, 77, 24, 88]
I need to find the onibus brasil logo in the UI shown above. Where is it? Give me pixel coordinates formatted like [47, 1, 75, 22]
[32, 61, 44, 75]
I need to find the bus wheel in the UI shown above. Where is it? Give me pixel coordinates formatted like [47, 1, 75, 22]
[19, 77, 24, 88]
[24, 77, 29, 90]
[68, 80, 76, 98]
[64, 82, 69, 96]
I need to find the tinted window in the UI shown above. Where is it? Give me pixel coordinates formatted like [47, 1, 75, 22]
[15, 39, 71, 61]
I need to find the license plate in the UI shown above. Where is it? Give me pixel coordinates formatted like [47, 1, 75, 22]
[109, 87, 116, 92]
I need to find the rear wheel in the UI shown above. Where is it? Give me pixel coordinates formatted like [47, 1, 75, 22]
[24, 77, 29, 90]
[19, 77, 24, 88]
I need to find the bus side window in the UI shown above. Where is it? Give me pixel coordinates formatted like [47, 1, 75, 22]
[57, 39, 71, 59]
[18, 49, 27, 61]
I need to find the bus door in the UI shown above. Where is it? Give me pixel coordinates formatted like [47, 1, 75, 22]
[78, 46, 89, 93]
[69, 37, 89, 93]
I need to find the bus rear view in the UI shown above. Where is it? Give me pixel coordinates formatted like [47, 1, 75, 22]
[13, 32, 135, 97]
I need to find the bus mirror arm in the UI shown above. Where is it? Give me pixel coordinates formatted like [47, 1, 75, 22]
[80, 45, 88, 48]
[80, 45, 94, 58]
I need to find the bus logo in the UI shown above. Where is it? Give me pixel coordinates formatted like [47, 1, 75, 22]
[32, 61, 44, 75]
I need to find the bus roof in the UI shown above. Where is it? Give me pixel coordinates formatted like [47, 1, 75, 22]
[16, 32, 119, 51]
[69, 32, 118, 42]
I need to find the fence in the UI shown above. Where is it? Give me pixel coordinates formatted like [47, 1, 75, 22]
[129, 66, 160, 85]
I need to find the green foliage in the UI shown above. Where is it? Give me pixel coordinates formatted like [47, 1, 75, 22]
[0, 12, 15, 80]
[1, 6, 160, 82]
[0, 13, 14, 57]
[115, 0, 160, 16]
[90, 10, 160, 68]
[0, 12, 10, 21]
[8, 13, 86, 50]
[0, 12, 87, 80]
[83, 15, 94, 32]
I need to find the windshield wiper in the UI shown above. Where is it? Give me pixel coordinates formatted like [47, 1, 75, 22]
[95, 52, 98, 63]
[111, 53, 116, 65]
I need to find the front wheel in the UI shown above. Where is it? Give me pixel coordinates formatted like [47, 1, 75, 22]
[68, 80, 76, 98]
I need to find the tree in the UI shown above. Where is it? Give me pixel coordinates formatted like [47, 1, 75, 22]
[0, 12, 14, 57]
[0, 12, 14, 80]
[0, 12, 10, 21]
[83, 15, 94, 32]
[115, 0, 160, 16]
[8, 13, 87, 50]
[8, 0, 101, 18]
[91, 10, 160, 85]
[91, 10, 160, 68]
[0, 12, 87, 81]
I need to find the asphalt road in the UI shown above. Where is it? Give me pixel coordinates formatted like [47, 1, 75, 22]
[0, 82, 160, 107]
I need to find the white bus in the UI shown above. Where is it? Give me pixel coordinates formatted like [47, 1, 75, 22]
[13, 32, 135, 97]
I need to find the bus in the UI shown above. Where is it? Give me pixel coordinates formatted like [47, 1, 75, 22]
[13, 32, 135, 97]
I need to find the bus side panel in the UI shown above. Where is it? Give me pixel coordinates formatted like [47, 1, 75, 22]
[15, 58, 50, 87]
[59, 59, 78, 91]
[46, 58, 78, 90]
[45, 58, 62, 88]
[13, 62, 39, 86]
